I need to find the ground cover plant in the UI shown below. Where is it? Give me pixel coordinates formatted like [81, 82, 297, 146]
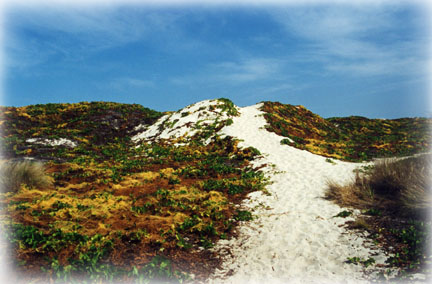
[261, 101, 431, 161]
[0, 99, 267, 283]
[325, 154, 432, 279]
[0, 101, 162, 161]
[1, 98, 430, 283]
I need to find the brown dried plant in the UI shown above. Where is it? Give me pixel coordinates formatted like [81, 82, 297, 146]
[0, 160, 53, 193]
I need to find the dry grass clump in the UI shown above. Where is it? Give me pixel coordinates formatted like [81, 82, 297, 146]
[326, 177, 374, 209]
[371, 155, 431, 214]
[326, 154, 431, 218]
[0, 160, 53, 193]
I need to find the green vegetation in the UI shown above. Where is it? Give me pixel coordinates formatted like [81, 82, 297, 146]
[0, 101, 163, 161]
[333, 210, 352, 218]
[2, 99, 429, 282]
[362, 208, 382, 216]
[216, 98, 239, 116]
[261, 101, 431, 161]
[4, 221, 188, 283]
[233, 210, 253, 221]
[346, 257, 376, 267]
[0, 100, 265, 283]
[386, 221, 429, 270]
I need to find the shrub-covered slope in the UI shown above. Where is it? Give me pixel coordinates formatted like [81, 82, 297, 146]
[0, 101, 162, 161]
[261, 101, 431, 161]
[0, 99, 266, 283]
[1, 99, 430, 283]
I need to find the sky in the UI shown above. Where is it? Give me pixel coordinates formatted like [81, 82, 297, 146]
[2, 0, 431, 118]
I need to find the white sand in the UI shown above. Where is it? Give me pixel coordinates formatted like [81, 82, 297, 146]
[132, 99, 234, 143]
[26, 138, 77, 148]
[204, 103, 393, 284]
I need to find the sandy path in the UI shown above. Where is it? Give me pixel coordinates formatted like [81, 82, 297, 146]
[207, 104, 390, 284]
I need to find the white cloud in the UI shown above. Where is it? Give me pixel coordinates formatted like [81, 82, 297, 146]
[4, 6, 183, 69]
[109, 77, 155, 90]
[170, 57, 285, 86]
[260, 83, 295, 93]
[211, 58, 283, 82]
[274, 5, 395, 40]
[269, 4, 429, 77]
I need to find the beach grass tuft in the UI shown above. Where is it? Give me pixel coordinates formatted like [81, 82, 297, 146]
[326, 154, 431, 218]
[326, 153, 431, 275]
[0, 160, 53, 193]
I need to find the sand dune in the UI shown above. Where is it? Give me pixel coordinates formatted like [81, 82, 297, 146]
[206, 103, 393, 283]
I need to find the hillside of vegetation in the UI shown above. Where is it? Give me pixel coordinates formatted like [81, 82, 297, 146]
[0, 99, 430, 283]
[261, 101, 431, 161]
[0, 102, 162, 161]
[0, 99, 266, 283]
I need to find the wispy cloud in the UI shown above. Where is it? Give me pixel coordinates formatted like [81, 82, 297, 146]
[269, 4, 429, 76]
[4, 6, 182, 69]
[170, 57, 286, 88]
[210, 58, 283, 82]
[108, 77, 155, 91]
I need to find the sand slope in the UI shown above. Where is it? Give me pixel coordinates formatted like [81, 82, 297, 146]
[207, 103, 391, 284]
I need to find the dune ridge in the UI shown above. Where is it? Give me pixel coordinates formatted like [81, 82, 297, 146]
[208, 103, 394, 283]
[0, 99, 429, 283]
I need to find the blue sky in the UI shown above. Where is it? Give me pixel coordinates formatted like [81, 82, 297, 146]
[2, 1, 431, 118]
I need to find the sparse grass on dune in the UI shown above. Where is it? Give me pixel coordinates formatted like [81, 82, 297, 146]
[326, 154, 432, 278]
[326, 154, 431, 218]
[0, 160, 53, 193]
[370, 155, 431, 216]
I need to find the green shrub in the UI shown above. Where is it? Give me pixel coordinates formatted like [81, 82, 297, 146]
[346, 256, 376, 267]
[138, 255, 189, 282]
[217, 98, 239, 116]
[387, 221, 429, 268]
[334, 210, 352, 218]
[233, 210, 253, 221]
